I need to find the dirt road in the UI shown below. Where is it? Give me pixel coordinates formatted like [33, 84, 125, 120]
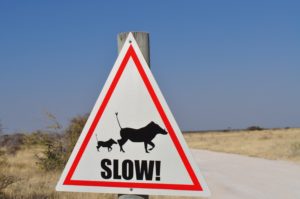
[192, 149, 300, 199]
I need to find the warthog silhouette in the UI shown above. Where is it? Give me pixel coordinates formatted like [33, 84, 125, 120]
[95, 135, 117, 152]
[115, 112, 168, 153]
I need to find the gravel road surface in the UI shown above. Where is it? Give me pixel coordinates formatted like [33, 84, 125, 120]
[192, 149, 300, 199]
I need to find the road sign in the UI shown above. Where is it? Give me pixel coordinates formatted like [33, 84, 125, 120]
[56, 33, 210, 197]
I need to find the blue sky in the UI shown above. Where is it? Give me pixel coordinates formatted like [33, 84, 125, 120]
[0, 1, 299, 133]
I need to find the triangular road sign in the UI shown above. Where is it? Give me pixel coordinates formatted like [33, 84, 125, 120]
[56, 33, 210, 197]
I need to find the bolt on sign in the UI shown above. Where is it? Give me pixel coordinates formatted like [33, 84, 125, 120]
[56, 33, 210, 197]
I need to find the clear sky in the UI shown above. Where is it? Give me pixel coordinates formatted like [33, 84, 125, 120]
[0, 1, 299, 133]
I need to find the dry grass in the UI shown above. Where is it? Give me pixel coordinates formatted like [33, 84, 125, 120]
[2, 146, 115, 199]
[184, 128, 300, 163]
[1, 128, 300, 198]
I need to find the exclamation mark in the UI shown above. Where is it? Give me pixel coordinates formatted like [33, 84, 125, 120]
[155, 161, 161, 181]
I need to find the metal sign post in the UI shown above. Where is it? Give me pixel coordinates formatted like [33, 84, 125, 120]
[117, 32, 150, 199]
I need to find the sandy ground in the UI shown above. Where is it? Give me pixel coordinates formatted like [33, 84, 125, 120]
[192, 149, 300, 199]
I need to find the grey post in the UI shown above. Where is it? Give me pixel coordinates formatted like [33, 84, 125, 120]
[116, 32, 150, 199]
[117, 32, 150, 67]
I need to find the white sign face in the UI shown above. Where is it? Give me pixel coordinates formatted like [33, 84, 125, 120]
[56, 33, 210, 197]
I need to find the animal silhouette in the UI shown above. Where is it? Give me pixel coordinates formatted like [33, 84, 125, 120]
[115, 112, 168, 153]
[95, 135, 117, 152]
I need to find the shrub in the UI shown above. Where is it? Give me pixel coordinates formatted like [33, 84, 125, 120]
[35, 139, 66, 171]
[35, 114, 88, 171]
[65, 114, 88, 155]
[45, 111, 62, 131]
[0, 150, 18, 193]
[0, 134, 24, 155]
[223, 127, 232, 132]
[23, 131, 49, 146]
[0, 150, 7, 167]
[246, 126, 264, 131]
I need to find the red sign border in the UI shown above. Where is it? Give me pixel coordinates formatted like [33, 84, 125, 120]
[63, 45, 203, 191]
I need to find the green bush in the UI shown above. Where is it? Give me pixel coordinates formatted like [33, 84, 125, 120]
[35, 140, 66, 171]
[35, 114, 88, 171]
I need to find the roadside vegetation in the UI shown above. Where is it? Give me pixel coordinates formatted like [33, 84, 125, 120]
[184, 128, 300, 163]
[0, 115, 114, 199]
[0, 117, 299, 198]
